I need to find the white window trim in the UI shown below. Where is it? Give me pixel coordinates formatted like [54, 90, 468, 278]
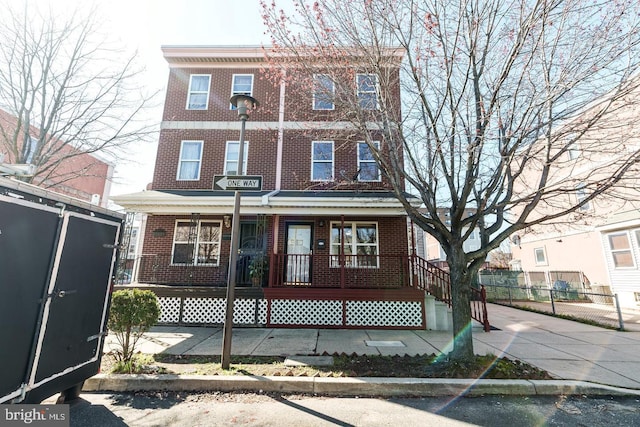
[230, 74, 254, 109]
[330, 221, 380, 268]
[177, 140, 203, 181]
[608, 231, 636, 269]
[534, 247, 547, 266]
[171, 220, 223, 266]
[311, 141, 334, 182]
[356, 73, 378, 110]
[224, 141, 249, 175]
[186, 74, 211, 110]
[312, 74, 335, 110]
[357, 141, 381, 182]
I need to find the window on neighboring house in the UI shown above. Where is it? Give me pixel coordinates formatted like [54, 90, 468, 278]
[608, 232, 634, 268]
[230, 74, 254, 109]
[186, 75, 210, 110]
[24, 137, 38, 163]
[534, 247, 547, 265]
[172, 220, 222, 265]
[177, 141, 203, 180]
[127, 228, 139, 259]
[357, 73, 378, 110]
[330, 222, 379, 267]
[357, 141, 380, 181]
[311, 141, 334, 181]
[575, 183, 591, 211]
[313, 74, 335, 110]
[224, 141, 249, 175]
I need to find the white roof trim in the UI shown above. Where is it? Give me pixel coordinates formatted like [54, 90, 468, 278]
[110, 190, 418, 216]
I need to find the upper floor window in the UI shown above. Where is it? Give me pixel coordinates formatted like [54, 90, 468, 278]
[357, 73, 378, 110]
[311, 141, 334, 181]
[330, 222, 379, 268]
[186, 75, 210, 110]
[24, 137, 38, 163]
[534, 247, 547, 265]
[608, 232, 634, 268]
[357, 141, 380, 181]
[575, 183, 591, 211]
[230, 74, 254, 109]
[177, 140, 203, 181]
[224, 141, 249, 175]
[313, 74, 335, 110]
[172, 220, 222, 266]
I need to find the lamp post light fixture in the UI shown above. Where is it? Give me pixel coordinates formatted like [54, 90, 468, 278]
[221, 94, 259, 369]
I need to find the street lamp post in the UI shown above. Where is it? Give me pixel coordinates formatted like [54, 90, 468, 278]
[221, 94, 259, 369]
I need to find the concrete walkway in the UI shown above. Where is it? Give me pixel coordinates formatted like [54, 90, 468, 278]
[101, 304, 640, 393]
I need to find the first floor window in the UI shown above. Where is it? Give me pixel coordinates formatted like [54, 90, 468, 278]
[608, 232, 634, 268]
[357, 141, 380, 181]
[172, 220, 222, 265]
[330, 222, 379, 267]
[534, 247, 547, 265]
[312, 141, 334, 181]
[177, 141, 202, 180]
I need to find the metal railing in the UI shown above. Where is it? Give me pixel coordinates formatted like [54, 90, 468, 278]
[483, 283, 625, 330]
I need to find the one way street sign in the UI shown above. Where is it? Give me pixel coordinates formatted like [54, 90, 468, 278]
[213, 175, 263, 191]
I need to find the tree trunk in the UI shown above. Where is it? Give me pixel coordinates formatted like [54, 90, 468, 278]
[448, 250, 475, 362]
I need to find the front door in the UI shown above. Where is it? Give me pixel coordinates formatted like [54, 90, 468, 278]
[237, 221, 266, 286]
[285, 224, 312, 284]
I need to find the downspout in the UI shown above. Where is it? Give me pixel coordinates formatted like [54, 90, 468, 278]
[270, 70, 287, 274]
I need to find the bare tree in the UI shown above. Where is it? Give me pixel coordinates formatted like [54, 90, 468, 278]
[262, 0, 640, 361]
[0, 2, 157, 189]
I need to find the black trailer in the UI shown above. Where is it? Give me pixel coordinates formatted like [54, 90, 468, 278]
[0, 177, 123, 403]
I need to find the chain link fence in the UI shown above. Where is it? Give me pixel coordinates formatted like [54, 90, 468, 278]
[479, 270, 626, 330]
[482, 283, 625, 330]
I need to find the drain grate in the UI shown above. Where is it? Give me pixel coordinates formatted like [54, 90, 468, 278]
[365, 340, 405, 347]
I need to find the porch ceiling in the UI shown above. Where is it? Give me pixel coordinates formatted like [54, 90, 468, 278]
[110, 189, 421, 216]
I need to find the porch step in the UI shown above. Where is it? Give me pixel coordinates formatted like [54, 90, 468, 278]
[425, 294, 453, 331]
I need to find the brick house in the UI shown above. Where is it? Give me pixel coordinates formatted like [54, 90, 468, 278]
[112, 46, 467, 329]
[0, 108, 113, 207]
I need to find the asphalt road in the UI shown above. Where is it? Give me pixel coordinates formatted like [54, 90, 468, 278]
[61, 392, 640, 426]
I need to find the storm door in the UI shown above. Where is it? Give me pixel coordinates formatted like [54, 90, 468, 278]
[285, 224, 312, 284]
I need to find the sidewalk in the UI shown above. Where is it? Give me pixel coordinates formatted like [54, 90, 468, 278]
[96, 304, 640, 395]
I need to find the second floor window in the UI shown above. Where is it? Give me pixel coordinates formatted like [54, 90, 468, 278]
[575, 183, 591, 211]
[311, 141, 334, 181]
[357, 73, 378, 110]
[187, 75, 210, 110]
[230, 74, 254, 109]
[172, 220, 222, 265]
[177, 141, 203, 181]
[357, 141, 380, 181]
[313, 74, 335, 110]
[225, 141, 249, 175]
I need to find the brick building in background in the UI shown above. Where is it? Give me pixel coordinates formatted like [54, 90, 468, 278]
[0, 108, 113, 207]
[112, 46, 464, 330]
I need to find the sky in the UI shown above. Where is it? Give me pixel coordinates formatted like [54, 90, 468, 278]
[11, 0, 275, 197]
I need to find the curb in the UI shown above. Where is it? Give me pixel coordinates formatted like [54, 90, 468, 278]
[83, 374, 640, 397]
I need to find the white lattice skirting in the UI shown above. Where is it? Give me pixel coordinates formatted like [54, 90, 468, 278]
[157, 296, 424, 328]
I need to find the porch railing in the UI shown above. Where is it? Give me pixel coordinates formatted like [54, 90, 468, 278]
[411, 256, 491, 332]
[268, 253, 412, 289]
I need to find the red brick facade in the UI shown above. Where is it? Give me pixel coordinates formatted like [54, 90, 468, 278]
[121, 46, 414, 288]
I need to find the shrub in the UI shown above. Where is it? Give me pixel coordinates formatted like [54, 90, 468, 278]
[107, 289, 160, 368]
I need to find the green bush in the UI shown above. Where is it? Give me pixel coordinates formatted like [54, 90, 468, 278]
[108, 289, 160, 368]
